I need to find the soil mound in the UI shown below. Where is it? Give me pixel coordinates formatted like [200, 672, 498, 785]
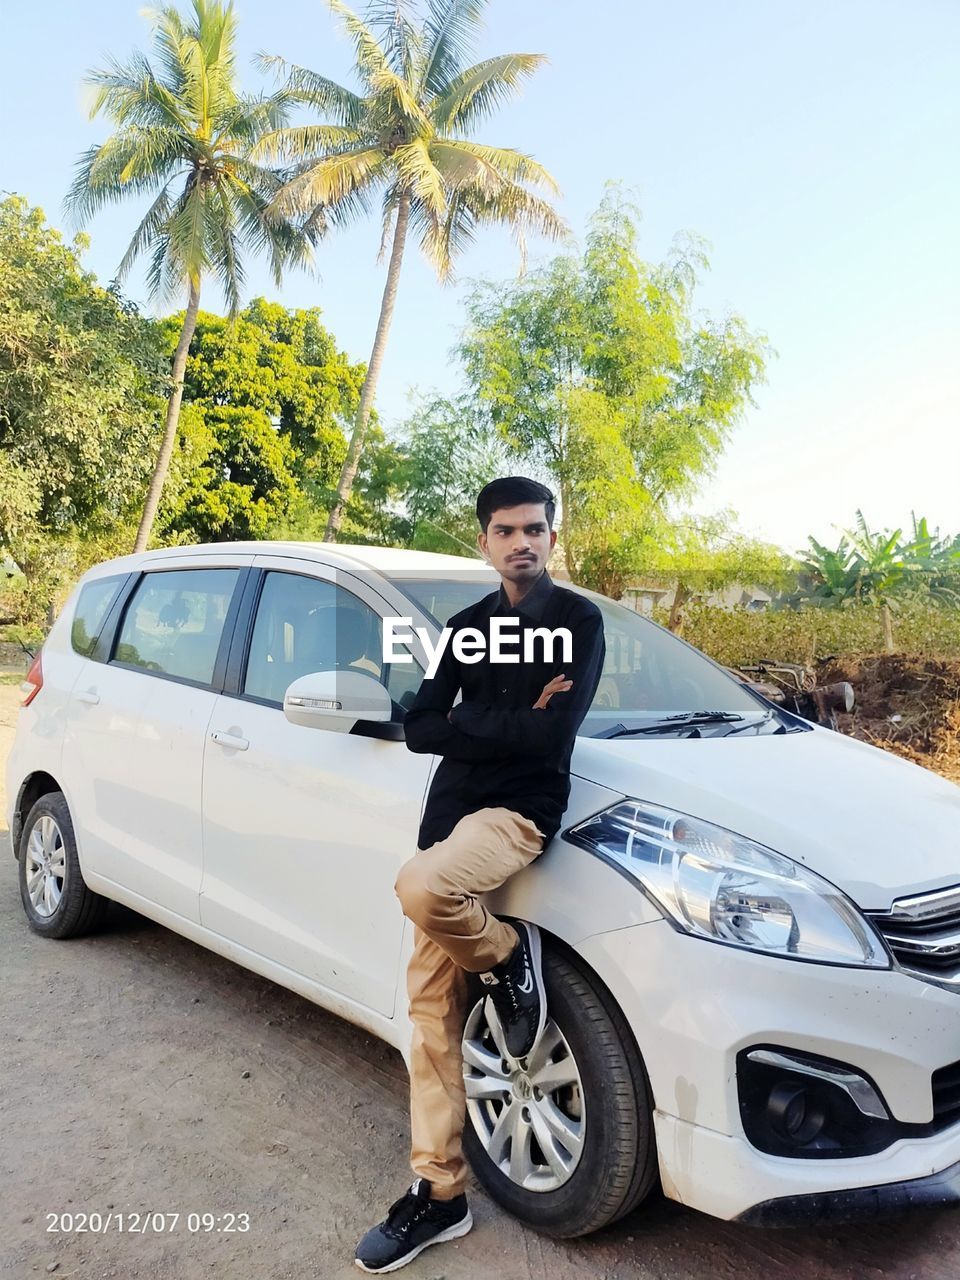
[819, 653, 960, 784]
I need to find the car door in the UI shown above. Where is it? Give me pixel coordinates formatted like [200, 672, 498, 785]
[61, 557, 250, 923]
[199, 555, 432, 1016]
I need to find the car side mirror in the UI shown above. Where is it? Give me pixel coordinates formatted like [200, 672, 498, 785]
[283, 670, 402, 740]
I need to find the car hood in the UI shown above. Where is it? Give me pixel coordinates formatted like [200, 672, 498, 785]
[570, 724, 960, 909]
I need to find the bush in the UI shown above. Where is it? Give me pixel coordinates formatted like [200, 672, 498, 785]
[656, 596, 960, 667]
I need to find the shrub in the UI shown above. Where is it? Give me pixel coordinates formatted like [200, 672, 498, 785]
[656, 596, 960, 667]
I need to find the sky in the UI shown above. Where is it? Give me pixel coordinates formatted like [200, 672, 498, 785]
[2, 0, 958, 557]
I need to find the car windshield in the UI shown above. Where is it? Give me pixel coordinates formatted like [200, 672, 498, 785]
[388, 572, 781, 738]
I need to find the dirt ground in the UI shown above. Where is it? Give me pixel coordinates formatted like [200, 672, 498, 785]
[825, 654, 960, 785]
[2, 683, 960, 1280]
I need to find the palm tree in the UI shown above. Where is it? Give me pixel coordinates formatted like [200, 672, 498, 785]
[257, 0, 566, 541]
[66, 0, 313, 553]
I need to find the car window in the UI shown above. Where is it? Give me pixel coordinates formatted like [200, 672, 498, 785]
[387, 574, 498, 626]
[391, 574, 766, 734]
[71, 575, 126, 658]
[113, 569, 240, 686]
[244, 571, 425, 713]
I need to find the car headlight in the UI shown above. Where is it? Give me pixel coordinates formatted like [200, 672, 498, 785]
[567, 800, 889, 967]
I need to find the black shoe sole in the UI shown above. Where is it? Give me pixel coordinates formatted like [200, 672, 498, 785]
[354, 1209, 474, 1273]
[519, 920, 547, 1059]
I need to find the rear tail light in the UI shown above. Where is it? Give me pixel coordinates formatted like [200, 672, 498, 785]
[20, 652, 43, 707]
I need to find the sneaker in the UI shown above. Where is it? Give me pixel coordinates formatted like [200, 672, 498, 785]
[479, 919, 546, 1060]
[354, 1177, 472, 1274]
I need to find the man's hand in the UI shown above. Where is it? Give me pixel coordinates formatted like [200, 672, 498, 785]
[533, 673, 573, 710]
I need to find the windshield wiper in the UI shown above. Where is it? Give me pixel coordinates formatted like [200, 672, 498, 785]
[722, 709, 777, 735]
[596, 711, 745, 739]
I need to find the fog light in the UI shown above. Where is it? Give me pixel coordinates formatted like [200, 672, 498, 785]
[738, 1045, 896, 1158]
[768, 1082, 826, 1145]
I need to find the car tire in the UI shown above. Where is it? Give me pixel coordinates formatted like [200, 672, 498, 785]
[462, 940, 659, 1237]
[18, 792, 109, 939]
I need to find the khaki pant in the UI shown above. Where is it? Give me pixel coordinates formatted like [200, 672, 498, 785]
[393, 807, 547, 1199]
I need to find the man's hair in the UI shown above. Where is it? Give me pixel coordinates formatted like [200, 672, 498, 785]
[476, 476, 556, 533]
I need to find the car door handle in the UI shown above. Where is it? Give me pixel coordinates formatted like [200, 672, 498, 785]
[210, 730, 250, 751]
[76, 690, 100, 705]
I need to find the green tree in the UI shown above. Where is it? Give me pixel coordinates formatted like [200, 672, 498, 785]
[156, 299, 367, 541]
[896, 513, 960, 606]
[366, 394, 507, 552]
[796, 510, 960, 651]
[795, 534, 861, 605]
[259, 0, 565, 541]
[460, 188, 769, 592]
[642, 513, 793, 635]
[66, 0, 313, 553]
[160, 404, 302, 541]
[0, 196, 166, 617]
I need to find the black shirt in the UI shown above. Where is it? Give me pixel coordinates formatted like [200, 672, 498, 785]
[403, 569, 606, 850]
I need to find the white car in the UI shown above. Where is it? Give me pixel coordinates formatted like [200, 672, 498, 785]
[7, 541, 960, 1234]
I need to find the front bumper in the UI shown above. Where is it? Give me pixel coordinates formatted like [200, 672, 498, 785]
[737, 1150, 960, 1226]
[576, 919, 960, 1222]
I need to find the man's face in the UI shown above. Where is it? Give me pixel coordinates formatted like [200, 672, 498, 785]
[478, 502, 557, 587]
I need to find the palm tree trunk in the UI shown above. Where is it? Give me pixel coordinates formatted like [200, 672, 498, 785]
[324, 192, 411, 542]
[133, 277, 202, 554]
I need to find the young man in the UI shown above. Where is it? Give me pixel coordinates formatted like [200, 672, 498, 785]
[355, 476, 606, 1274]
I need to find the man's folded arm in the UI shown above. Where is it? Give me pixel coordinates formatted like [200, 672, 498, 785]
[449, 608, 605, 753]
[402, 631, 505, 761]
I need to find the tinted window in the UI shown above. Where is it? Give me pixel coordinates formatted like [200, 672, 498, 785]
[71, 576, 125, 658]
[244, 571, 424, 712]
[114, 569, 239, 686]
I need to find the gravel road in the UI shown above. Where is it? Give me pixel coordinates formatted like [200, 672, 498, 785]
[1, 684, 958, 1279]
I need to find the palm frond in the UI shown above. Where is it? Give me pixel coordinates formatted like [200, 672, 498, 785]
[251, 123, 365, 164]
[177, 0, 239, 134]
[410, 187, 474, 279]
[474, 182, 568, 242]
[241, 189, 317, 283]
[430, 52, 546, 132]
[430, 139, 560, 195]
[85, 52, 189, 131]
[165, 174, 211, 282]
[213, 93, 289, 148]
[421, 0, 486, 96]
[273, 146, 388, 215]
[148, 3, 190, 93]
[394, 139, 447, 219]
[313, 182, 375, 231]
[378, 184, 400, 260]
[208, 177, 244, 314]
[364, 1, 423, 83]
[65, 132, 186, 224]
[144, 228, 185, 304]
[327, 0, 427, 125]
[116, 127, 191, 184]
[436, 177, 567, 277]
[327, 0, 393, 91]
[253, 54, 368, 127]
[114, 177, 177, 282]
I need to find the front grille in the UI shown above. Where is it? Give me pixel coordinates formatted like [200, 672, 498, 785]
[933, 1058, 960, 1127]
[866, 884, 960, 984]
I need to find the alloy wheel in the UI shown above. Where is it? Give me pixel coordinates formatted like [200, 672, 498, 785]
[462, 996, 586, 1192]
[25, 815, 66, 918]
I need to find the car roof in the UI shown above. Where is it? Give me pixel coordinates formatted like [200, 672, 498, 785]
[83, 541, 498, 580]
